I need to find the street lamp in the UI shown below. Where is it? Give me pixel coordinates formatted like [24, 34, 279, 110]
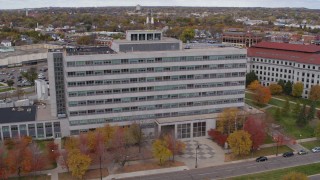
[195, 144, 200, 168]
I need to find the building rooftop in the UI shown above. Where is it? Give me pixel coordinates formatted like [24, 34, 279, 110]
[113, 37, 180, 44]
[0, 106, 36, 124]
[248, 43, 320, 65]
[0, 47, 47, 59]
[253, 41, 320, 53]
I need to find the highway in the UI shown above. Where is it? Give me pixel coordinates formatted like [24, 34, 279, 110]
[123, 153, 320, 180]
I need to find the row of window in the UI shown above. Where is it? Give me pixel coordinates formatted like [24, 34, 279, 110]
[67, 63, 246, 77]
[68, 89, 244, 107]
[68, 80, 245, 97]
[252, 57, 320, 70]
[67, 72, 246, 87]
[69, 107, 232, 126]
[69, 98, 244, 117]
[66, 55, 246, 67]
[0, 122, 61, 140]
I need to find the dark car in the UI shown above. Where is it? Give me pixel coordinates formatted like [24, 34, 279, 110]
[256, 156, 268, 162]
[297, 149, 308, 155]
[283, 152, 294, 157]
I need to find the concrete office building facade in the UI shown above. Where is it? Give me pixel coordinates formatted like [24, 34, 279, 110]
[48, 30, 246, 139]
[247, 42, 320, 98]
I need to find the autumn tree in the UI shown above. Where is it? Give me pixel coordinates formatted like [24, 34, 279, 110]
[47, 141, 60, 164]
[110, 127, 130, 167]
[59, 149, 70, 172]
[243, 116, 266, 150]
[309, 84, 320, 101]
[254, 86, 272, 105]
[180, 28, 195, 43]
[125, 122, 145, 153]
[152, 139, 172, 165]
[227, 130, 252, 156]
[248, 80, 261, 91]
[6, 137, 32, 177]
[282, 172, 308, 180]
[0, 145, 9, 179]
[163, 133, 186, 161]
[217, 108, 243, 135]
[292, 82, 304, 97]
[269, 83, 283, 95]
[28, 143, 46, 173]
[246, 71, 258, 87]
[67, 149, 91, 179]
[6, 79, 14, 90]
[283, 81, 293, 95]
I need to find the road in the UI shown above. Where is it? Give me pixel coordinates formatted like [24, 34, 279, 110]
[122, 153, 320, 180]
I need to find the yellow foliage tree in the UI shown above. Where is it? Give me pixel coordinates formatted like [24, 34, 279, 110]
[292, 82, 304, 97]
[248, 80, 261, 91]
[152, 139, 172, 165]
[67, 149, 92, 179]
[282, 172, 308, 180]
[227, 130, 252, 156]
[64, 137, 79, 151]
[268, 83, 283, 95]
[309, 84, 320, 101]
[217, 108, 243, 135]
[87, 131, 97, 152]
[98, 125, 116, 146]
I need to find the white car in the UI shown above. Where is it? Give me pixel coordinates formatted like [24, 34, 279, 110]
[312, 147, 320, 153]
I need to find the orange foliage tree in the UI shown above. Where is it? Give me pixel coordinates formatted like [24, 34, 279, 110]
[163, 133, 186, 161]
[254, 86, 272, 105]
[268, 83, 283, 95]
[248, 80, 261, 91]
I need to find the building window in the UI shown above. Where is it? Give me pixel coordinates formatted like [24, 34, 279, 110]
[193, 122, 206, 137]
[177, 123, 191, 139]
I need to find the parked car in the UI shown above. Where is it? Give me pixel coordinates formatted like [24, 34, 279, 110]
[297, 149, 308, 155]
[283, 152, 294, 157]
[256, 156, 268, 162]
[312, 147, 320, 153]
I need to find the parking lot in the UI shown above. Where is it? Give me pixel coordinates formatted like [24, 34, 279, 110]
[0, 62, 48, 88]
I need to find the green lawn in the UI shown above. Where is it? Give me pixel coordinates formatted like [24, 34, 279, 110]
[274, 94, 320, 108]
[264, 135, 274, 144]
[228, 145, 291, 161]
[268, 98, 285, 108]
[245, 99, 267, 109]
[267, 107, 315, 139]
[0, 88, 13, 92]
[230, 162, 320, 180]
[301, 140, 320, 150]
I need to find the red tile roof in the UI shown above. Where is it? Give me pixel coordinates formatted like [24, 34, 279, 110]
[248, 47, 320, 65]
[252, 41, 320, 53]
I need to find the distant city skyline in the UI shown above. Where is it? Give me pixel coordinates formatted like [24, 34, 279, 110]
[0, 0, 320, 9]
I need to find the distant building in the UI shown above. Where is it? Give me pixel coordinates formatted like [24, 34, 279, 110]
[247, 42, 320, 98]
[136, 4, 142, 12]
[222, 30, 264, 48]
[1, 40, 12, 47]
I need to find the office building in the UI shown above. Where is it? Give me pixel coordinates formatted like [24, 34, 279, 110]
[48, 30, 246, 138]
[247, 41, 320, 98]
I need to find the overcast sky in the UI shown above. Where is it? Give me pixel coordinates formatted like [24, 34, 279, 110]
[1, 0, 320, 9]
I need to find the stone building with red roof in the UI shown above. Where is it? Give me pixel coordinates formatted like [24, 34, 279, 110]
[247, 41, 320, 98]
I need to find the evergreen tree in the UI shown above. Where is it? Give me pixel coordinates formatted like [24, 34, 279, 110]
[307, 101, 316, 121]
[277, 79, 285, 90]
[284, 81, 293, 95]
[275, 107, 282, 121]
[246, 71, 258, 87]
[293, 101, 301, 116]
[282, 99, 291, 116]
